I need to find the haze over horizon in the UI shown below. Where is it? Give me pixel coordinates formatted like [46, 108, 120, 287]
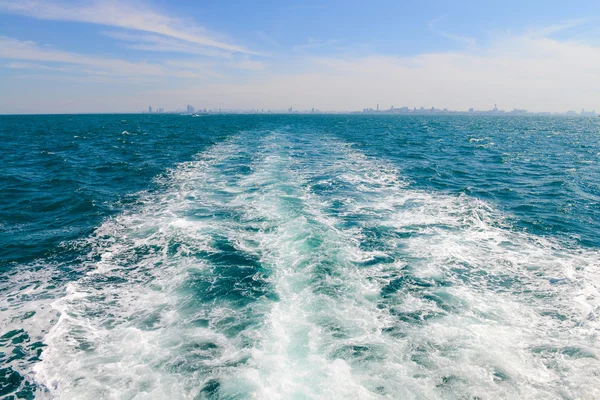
[2, 0, 600, 114]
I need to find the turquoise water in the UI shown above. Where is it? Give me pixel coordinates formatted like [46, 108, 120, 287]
[1, 114, 599, 399]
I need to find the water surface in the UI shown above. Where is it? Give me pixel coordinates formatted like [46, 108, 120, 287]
[1, 114, 599, 399]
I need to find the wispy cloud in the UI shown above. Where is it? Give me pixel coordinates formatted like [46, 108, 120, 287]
[12, 72, 138, 84]
[101, 31, 234, 58]
[5, 61, 74, 72]
[526, 19, 589, 38]
[293, 38, 339, 54]
[0, 36, 214, 79]
[428, 16, 477, 49]
[0, 0, 256, 54]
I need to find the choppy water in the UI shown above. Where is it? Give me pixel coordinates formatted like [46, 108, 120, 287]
[1, 114, 599, 399]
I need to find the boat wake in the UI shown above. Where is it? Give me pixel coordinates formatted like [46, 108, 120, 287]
[22, 130, 600, 399]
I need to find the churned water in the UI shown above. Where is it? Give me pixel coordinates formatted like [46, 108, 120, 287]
[1, 114, 599, 399]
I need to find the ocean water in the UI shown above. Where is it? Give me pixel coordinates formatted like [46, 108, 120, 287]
[1, 114, 599, 399]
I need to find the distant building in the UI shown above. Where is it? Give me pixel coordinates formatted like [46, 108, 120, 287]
[508, 108, 527, 115]
[469, 108, 474, 113]
[288, 107, 293, 113]
[581, 108, 596, 116]
[148, 106, 152, 113]
[186, 105, 195, 113]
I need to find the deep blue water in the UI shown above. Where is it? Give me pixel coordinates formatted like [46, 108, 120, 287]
[1, 114, 599, 399]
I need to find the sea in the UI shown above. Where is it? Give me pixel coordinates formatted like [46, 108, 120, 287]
[1, 114, 599, 399]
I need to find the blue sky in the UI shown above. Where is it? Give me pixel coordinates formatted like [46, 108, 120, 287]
[1, 0, 600, 113]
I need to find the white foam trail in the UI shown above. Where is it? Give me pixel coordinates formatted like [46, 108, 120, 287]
[213, 135, 395, 398]
[302, 139, 600, 399]
[34, 136, 271, 398]
[31, 131, 600, 399]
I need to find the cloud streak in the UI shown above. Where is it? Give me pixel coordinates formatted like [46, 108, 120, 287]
[0, 36, 214, 79]
[4, 61, 74, 72]
[101, 31, 235, 59]
[292, 38, 340, 54]
[0, 0, 256, 54]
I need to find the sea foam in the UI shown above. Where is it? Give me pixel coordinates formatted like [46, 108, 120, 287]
[29, 130, 600, 399]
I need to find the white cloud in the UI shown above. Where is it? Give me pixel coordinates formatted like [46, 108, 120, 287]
[0, 0, 255, 54]
[4, 61, 74, 71]
[101, 31, 235, 59]
[0, 36, 213, 79]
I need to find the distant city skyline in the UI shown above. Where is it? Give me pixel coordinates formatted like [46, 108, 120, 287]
[2, 1, 600, 114]
[140, 103, 596, 117]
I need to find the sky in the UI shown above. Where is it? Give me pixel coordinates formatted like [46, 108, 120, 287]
[1, 0, 600, 114]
